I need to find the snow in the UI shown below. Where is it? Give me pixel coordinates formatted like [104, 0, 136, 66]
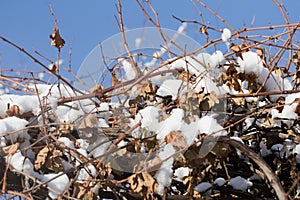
[0, 116, 29, 141]
[194, 182, 212, 192]
[35, 172, 69, 199]
[210, 50, 226, 69]
[271, 93, 300, 120]
[0, 95, 38, 117]
[0, 116, 34, 158]
[155, 144, 175, 196]
[221, 28, 232, 42]
[57, 137, 75, 148]
[77, 164, 97, 181]
[237, 51, 293, 102]
[118, 58, 136, 80]
[229, 176, 253, 191]
[156, 79, 184, 100]
[139, 106, 160, 132]
[271, 143, 284, 158]
[197, 116, 227, 137]
[174, 167, 191, 182]
[237, 51, 264, 75]
[294, 144, 300, 155]
[157, 108, 184, 141]
[214, 177, 226, 186]
[7, 151, 34, 176]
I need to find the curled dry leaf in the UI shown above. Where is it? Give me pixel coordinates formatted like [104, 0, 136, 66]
[49, 26, 65, 49]
[2, 143, 19, 155]
[35, 145, 50, 170]
[6, 104, 21, 117]
[293, 50, 300, 68]
[34, 144, 63, 172]
[199, 26, 208, 34]
[165, 130, 188, 150]
[128, 172, 157, 200]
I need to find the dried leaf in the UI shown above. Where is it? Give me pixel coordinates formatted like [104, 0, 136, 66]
[293, 50, 300, 68]
[199, 26, 208, 34]
[6, 104, 21, 117]
[35, 145, 50, 170]
[50, 26, 65, 49]
[256, 47, 265, 61]
[230, 43, 243, 60]
[2, 143, 19, 155]
[165, 130, 188, 150]
[89, 84, 104, 93]
[128, 172, 157, 200]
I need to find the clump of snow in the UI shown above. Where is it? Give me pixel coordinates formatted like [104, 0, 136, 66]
[294, 144, 300, 163]
[157, 109, 184, 141]
[194, 182, 212, 192]
[221, 28, 231, 42]
[138, 106, 160, 132]
[197, 116, 227, 137]
[260, 140, 271, 157]
[237, 51, 292, 102]
[35, 172, 69, 199]
[243, 117, 254, 130]
[0, 95, 38, 117]
[57, 137, 74, 148]
[294, 144, 300, 155]
[0, 116, 34, 158]
[174, 167, 191, 182]
[156, 80, 184, 100]
[77, 164, 97, 182]
[118, 58, 136, 80]
[210, 50, 226, 69]
[271, 143, 284, 158]
[214, 177, 226, 186]
[0, 116, 29, 142]
[229, 176, 253, 191]
[7, 151, 34, 176]
[155, 144, 175, 196]
[237, 51, 263, 75]
[271, 93, 300, 120]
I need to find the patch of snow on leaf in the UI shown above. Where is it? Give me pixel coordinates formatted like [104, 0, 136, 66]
[198, 116, 226, 137]
[174, 167, 191, 182]
[194, 182, 212, 192]
[35, 172, 69, 199]
[8, 151, 34, 176]
[157, 109, 183, 141]
[77, 164, 97, 181]
[139, 106, 160, 132]
[229, 176, 253, 191]
[156, 80, 183, 100]
[155, 144, 175, 196]
[214, 177, 226, 186]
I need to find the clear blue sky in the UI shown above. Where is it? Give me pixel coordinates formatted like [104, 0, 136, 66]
[0, 0, 299, 81]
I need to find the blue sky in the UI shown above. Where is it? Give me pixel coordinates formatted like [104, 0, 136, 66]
[0, 0, 299, 82]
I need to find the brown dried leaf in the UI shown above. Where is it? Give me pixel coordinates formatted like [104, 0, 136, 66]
[256, 47, 265, 60]
[6, 104, 21, 117]
[50, 26, 65, 49]
[199, 26, 208, 34]
[128, 172, 157, 200]
[2, 143, 19, 155]
[35, 145, 50, 170]
[89, 84, 104, 93]
[230, 43, 243, 60]
[165, 130, 188, 150]
[293, 50, 300, 68]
